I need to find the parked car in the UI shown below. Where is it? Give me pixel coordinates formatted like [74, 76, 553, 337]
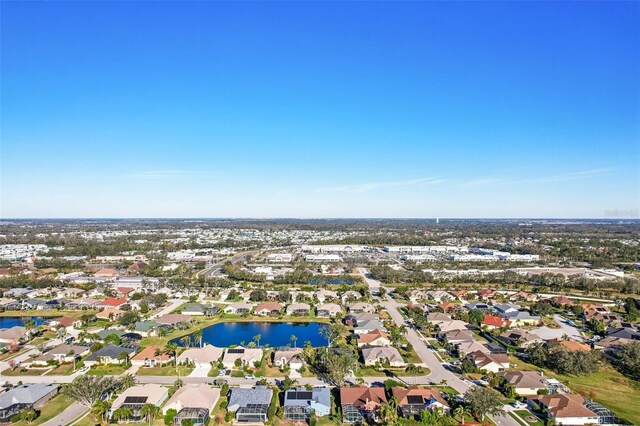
[512, 401, 527, 409]
[244, 374, 255, 380]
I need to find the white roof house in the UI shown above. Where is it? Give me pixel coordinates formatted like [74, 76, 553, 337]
[177, 345, 224, 368]
[162, 384, 220, 415]
[222, 347, 263, 369]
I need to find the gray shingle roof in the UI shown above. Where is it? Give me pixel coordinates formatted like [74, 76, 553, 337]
[0, 384, 58, 409]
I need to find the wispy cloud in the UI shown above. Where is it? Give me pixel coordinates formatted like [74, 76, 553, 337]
[124, 170, 221, 180]
[457, 168, 612, 188]
[316, 177, 446, 193]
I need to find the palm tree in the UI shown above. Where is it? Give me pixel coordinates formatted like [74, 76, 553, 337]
[112, 407, 133, 423]
[180, 336, 191, 348]
[91, 400, 110, 425]
[120, 374, 136, 389]
[194, 329, 203, 348]
[290, 334, 298, 348]
[140, 403, 160, 426]
[253, 334, 261, 347]
[379, 402, 398, 425]
[174, 378, 183, 389]
[454, 405, 467, 425]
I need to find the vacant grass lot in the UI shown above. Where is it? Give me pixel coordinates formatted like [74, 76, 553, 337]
[136, 364, 193, 376]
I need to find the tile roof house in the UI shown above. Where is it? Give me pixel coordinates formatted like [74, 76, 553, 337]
[30, 344, 89, 366]
[347, 302, 376, 314]
[548, 339, 591, 352]
[361, 346, 405, 367]
[162, 384, 220, 425]
[357, 330, 392, 347]
[222, 346, 263, 369]
[498, 371, 548, 396]
[49, 316, 80, 329]
[315, 289, 338, 303]
[223, 302, 254, 315]
[110, 384, 169, 421]
[316, 303, 342, 318]
[131, 345, 171, 367]
[94, 268, 119, 278]
[286, 303, 311, 316]
[283, 387, 331, 421]
[273, 347, 304, 367]
[340, 387, 387, 423]
[97, 298, 127, 308]
[436, 320, 469, 334]
[0, 326, 27, 344]
[96, 308, 125, 322]
[178, 344, 224, 368]
[392, 386, 450, 417]
[442, 329, 475, 344]
[527, 394, 598, 425]
[155, 314, 192, 327]
[254, 302, 283, 316]
[228, 386, 273, 424]
[452, 340, 492, 358]
[466, 350, 510, 373]
[482, 315, 512, 330]
[0, 384, 58, 422]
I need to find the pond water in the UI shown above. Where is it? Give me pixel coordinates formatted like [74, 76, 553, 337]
[175, 321, 328, 347]
[0, 317, 49, 329]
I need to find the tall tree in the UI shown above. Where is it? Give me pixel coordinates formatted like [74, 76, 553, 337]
[463, 387, 505, 421]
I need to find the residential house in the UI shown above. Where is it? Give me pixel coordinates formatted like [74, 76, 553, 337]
[286, 303, 311, 316]
[348, 302, 376, 314]
[134, 320, 163, 337]
[97, 298, 127, 309]
[85, 344, 136, 366]
[178, 345, 224, 368]
[283, 387, 331, 421]
[509, 291, 538, 302]
[221, 346, 263, 369]
[0, 326, 27, 344]
[453, 340, 492, 358]
[49, 316, 81, 331]
[162, 384, 220, 426]
[131, 345, 171, 367]
[273, 347, 304, 368]
[94, 268, 119, 278]
[442, 329, 475, 344]
[465, 301, 492, 312]
[527, 394, 598, 426]
[427, 290, 453, 302]
[223, 302, 254, 315]
[340, 387, 387, 423]
[0, 384, 58, 422]
[357, 330, 391, 347]
[155, 314, 192, 328]
[482, 315, 511, 330]
[227, 386, 273, 424]
[316, 303, 342, 318]
[344, 312, 379, 327]
[96, 308, 125, 322]
[354, 319, 386, 335]
[499, 329, 544, 348]
[392, 386, 450, 417]
[361, 346, 405, 367]
[315, 289, 338, 304]
[30, 344, 89, 367]
[110, 384, 169, 421]
[436, 320, 469, 335]
[341, 291, 362, 304]
[498, 371, 548, 396]
[181, 303, 207, 316]
[466, 350, 510, 373]
[254, 302, 283, 316]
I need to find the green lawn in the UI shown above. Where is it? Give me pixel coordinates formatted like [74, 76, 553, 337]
[86, 364, 129, 375]
[12, 395, 77, 426]
[509, 356, 640, 425]
[136, 364, 193, 376]
[513, 410, 544, 426]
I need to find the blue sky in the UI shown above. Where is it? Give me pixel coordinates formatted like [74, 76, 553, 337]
[1, 1, 638, 218]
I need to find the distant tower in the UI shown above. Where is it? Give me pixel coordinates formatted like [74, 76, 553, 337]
[436, 217, 439, 224]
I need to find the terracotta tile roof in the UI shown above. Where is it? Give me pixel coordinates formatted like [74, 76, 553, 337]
[357, 329, 390, 344]
[532, 394, 596, 419]
[254, 302, 282, 313]
[340, 387, 387, 409]
[549, 339, 591, 352]
[98, 298, 127, 307]
[482, 315, 511, 328]
[131, 345, 171, 362]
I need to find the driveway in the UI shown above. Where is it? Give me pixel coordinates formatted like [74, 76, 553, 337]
[40, 402, 87, 426]
[532, 314, 583, 341]
[188, 364, 211, 378]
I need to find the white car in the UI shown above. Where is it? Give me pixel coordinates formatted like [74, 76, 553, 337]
[244, 374, 255, 380]
[512, 401, 527, 409]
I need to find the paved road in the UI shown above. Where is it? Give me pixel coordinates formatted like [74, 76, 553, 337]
[201, 249, 261, 278]
[532, 314, 583, 342]
[40, 402, 87, 426]
[358, 268, 520, 426]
